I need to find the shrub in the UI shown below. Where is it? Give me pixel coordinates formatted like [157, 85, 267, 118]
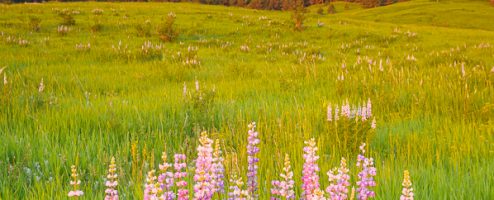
[328, 3, 336, 14]
[58, 11, 75, 26]
[157, 12, 178, 42]
[28, 16, 41, 32]
[90, 18, 103, 33]
[135, 20, 152, 37]
[317, 7, 324, 15]
[292, 0, 306, 31]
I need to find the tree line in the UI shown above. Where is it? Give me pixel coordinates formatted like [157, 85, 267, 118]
[1, 0, 406, 10]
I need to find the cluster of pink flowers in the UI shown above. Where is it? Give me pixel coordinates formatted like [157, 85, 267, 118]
[68, 122, 415, 199]
[302, 138, 321, 199]
[271, 154, 295, 200]
[193, 131, 214, 200]
[326, 157, 351, 200]
[211, 139, 225, 194]
[400, 170, 414, 200]
[143, 170, 158, 200]
[105, 157, 118, 200]
[327, 99, 374, 124]
[174, 154, 188, 200]
[68, 165, 84, 198]
[158, 152, 175, 200]
[246, 122, 260, 197]
[356, 143, 377, 200]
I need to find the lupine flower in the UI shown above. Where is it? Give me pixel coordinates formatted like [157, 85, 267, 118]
[193, 131, 214, 200]
[228, 173, 250, 200]
[105, 157, 118, 200]
[327, 104, 332, 122]
[38, 78, 44, 93]
[211, 139, 225, 194]
[158, 152, 175, 200]
[356, 143, 377, 200]
[68, 165, 84, 198]
[309, 189, 327, 200]
[326, 157, 350, 200]
[400, 170, 414, 200]
[271, 154, 295, 200]
[144, 170, 159, 200]
[195, 79, 200, 91]
[174, 154, 188, 200]
[302, 138, 320, 199]
[341, 100, 351, 118]
[371, 118, 376, 129]
[247, 122, 260, 197]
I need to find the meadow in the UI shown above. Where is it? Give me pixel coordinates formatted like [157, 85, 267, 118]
[0, 0, 493, 199]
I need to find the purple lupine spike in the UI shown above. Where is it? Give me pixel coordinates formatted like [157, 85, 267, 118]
[247, 122, 260, 197]
[212, 139, 225, 194]
[326, 157, 350, 200]
[158, 152, 175, 200]
[144, 170, 158, 200]
[193, 131, 214, 200]
[271, 154, 295, 200]
[356, 143, 377, 200]
[174, 154, 188, 200]
[366, 98, 372, 117]
[327, 104, 332, 122]
[302, 138, 320, 199]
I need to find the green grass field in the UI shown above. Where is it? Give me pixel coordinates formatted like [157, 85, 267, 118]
[0, 0, 493, 199]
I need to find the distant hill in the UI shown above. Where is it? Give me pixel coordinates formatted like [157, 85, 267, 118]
[328, 0, 494, 31]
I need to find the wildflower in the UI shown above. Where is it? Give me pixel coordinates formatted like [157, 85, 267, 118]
[193, 131, 214, 200]
[38, 78, 44, 93]
[105, 157, 118, 200]
[326, 157, 350, 200]
[400, 170, 414, 200]
[211, 139, 225, 194]
[158, 152, 175, 200]
[371, 118, 376, 129]
[174, 154, 188, 200]
[302, 138, 320, 199]
[271, 154, 295, 200]
[247, 122, 260, 197]
[228, 173, 250, 200]
[366, 99, 372, 117]
[68, 165, 84, 198]
[341, 100, 351, 118]
[379, 59, 383, 72]
[310, 189, 327, 200]
[144, 170, 159, 200]
[183, 82, 187, 97]
[356, 143, 377, 200]
[195, 79, 200, 92]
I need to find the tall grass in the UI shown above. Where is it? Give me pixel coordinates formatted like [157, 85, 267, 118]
[0, 1, 493, 199]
